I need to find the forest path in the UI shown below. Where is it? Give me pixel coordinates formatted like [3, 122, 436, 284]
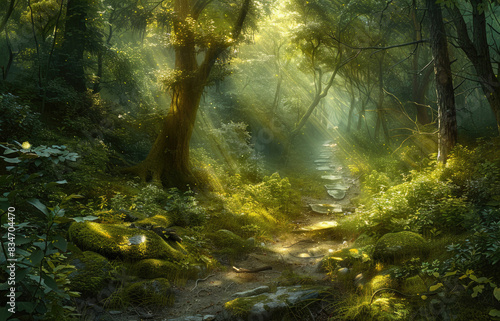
[157, 140, 359, 320]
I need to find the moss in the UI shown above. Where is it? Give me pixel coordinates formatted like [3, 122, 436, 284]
[373, 231, 428, 263]
[132, 258, 203, 280]
[208, 229, 253, 259]
[224, 294, 269, 316]
[134, 215, 172, 229]
[369, 273, 396, 292]
[68, 222, 183, 261]
[106, 278, 174, 309]
[401, 275, 427, 294]
[68, 251, 112, 296]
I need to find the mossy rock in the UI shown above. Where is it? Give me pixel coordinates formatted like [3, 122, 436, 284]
[132, 259, 203, 280]
[106, 278, 174, 309]
[68, 222, 183, 261]
[353, 233, 375, 247]
[319, 247, 371, 272]
[134, 215, 172, 229]
[373, 231, 428, 262]
[68, 251, 112, 296]
[401, 275, 427, 294]
[208, 229, 253, 260]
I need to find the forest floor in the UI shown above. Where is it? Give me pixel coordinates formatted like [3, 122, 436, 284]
[111, 139, 360, 320]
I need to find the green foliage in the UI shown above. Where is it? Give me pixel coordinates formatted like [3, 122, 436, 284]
[0, 94, 42, 141]
[164, 188, 207, 227]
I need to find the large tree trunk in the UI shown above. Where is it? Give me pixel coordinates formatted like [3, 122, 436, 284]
[448, 0, 500, 134]
[427, 0, 457, 163]
[58, 0, 88, 92]
[128, 0, 252, 187]
[136, 82, 203, 186]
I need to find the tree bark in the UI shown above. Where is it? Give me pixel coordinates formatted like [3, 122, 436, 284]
[427, 0, 457, 164]
[128, 0, 252, 187]
[448, 0, 500, 134]
[58, 0, 88, 92]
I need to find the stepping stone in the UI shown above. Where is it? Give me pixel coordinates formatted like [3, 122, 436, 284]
[321, 175, 343, 181]
[314, 159, 330, 163]
[327, 189, 346, 200]
[309, 203, 343, 214]
[316, 166, 334, 171]
[324, 183, 349, 190]
[299, 220, 338, 232]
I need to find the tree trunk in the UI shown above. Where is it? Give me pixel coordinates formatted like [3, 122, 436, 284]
[58, 0, 88, 92]
[127, 0, 252, 187]
[448, 0, 500, 134]
[135, 82, 203, 186]
[427, 0, 457, 163]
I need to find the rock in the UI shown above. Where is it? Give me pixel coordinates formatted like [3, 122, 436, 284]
[309, 203, 342, 214]
[167, 316, 203, 321]
[327, 189, 346, 200]
[321, 175, 343, 181]
[224, 286, 329, 321]
[208, 229, 253, 260]
[232, 286, 270, 298]
[69, 222, 183, 261]
[373, 231, 428, 262]
[298, 220, 338, 232]
[203, 315, 216, 321]
[134, 215, 173, 229]
[68, 251, 112, 297]
[132, 259, 205, 280]
[318, 248, 370, 273]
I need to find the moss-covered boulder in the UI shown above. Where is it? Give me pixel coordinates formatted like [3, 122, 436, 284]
[132, 259, 204, 280]
[224, 286, 329, 320]
[106, 278, 174, 308]
[319, 247, 371, 273]
[208, 229, 253, 260]
[68, 251, 112, 296]
[134, 215, 172, 229]
[373, 231, 428, 262]
[69, 222, 183, 261]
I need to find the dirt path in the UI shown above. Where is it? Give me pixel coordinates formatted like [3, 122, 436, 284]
[156, 140, 358, 320]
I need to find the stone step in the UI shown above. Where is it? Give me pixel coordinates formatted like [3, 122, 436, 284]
[297, 220, 338, 232]
[327, 189, 346, 200]
[324, 183, 348, 190]
[321, 175, 343, 181]
[309, 203, 343, 214]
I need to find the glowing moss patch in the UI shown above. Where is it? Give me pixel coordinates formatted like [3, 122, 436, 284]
[373, 231, 428, 262]
[134, 215, 172, 228]
[69, 222, 183, 261]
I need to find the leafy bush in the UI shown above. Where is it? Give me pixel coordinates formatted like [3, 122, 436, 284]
[0, 94, 42, 141]
[164, 188, 207, 227]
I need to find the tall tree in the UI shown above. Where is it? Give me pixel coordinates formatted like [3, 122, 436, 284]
[129, 0, 253, 186]
[426, 0, 457, 163]
[447, 0, 500, 134]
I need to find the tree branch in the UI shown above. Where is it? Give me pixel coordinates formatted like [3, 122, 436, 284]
[329, 35, 428, 51]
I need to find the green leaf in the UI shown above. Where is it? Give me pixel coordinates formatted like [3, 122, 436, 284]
[429, 283, 443, 292]
[494, 287, 500, 301]
[490, 309, 500, 317]
[472, 285, 484, 298]
[27, 198, 49, 216]
[443, 271, 457, 277]
[55, 180, 67, 184]
[2, 157, 21, 163]
[35, 159, 42, 167]
[41, 274, 58, 291]
[52, 235, 68, 252]
[4, 148, 17, 155]
[432, 272, 440, 278]
[30, 249, 44, 266]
